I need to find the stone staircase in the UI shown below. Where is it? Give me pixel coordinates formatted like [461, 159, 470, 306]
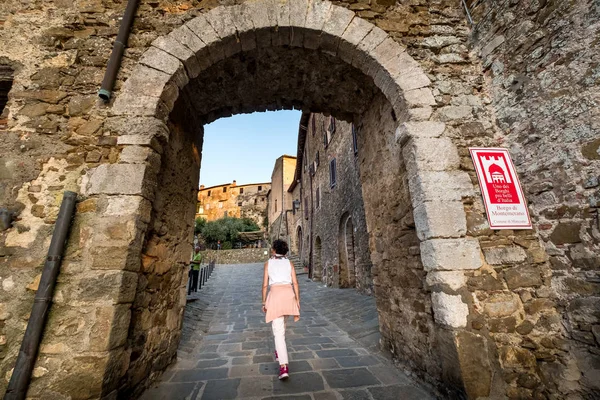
[287, 253, 307, 275]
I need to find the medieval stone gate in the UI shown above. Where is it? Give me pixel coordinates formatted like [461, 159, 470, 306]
[0, 0, 598, 399]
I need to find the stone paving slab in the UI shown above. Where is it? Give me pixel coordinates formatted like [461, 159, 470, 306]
[140, 263, 436, 400]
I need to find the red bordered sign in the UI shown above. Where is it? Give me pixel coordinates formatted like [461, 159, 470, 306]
[469, 148, 532, 230]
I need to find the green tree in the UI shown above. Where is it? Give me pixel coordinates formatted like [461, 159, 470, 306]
[194, 217, 207, 235]
[199, 216, 260, 247]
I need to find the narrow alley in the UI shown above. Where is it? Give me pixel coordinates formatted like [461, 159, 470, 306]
[140, 264, 435, 400]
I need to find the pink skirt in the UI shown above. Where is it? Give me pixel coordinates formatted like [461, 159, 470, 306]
[265, 284, 300, 323]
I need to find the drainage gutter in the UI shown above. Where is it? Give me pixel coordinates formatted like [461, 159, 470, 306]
[98, 0, 140, 101]
[5, 191, 77, 400]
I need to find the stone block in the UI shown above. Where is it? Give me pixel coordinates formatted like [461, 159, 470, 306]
[169, 25, 213, 72]
[303, 0, 332, 49]
[288, 0, 309, 47]
[483, 246, 528, 265]
[272, 0, 291, 46]
[396, 121, 446, 144]
[247, 0, 276, 48]
[408, 170, 475, 208]
[119, 146, 155, 164]
[499, 346, 536, 369]
[365, 37, 404, 77]
[437, 105, 473, 121]
[404, 88, 436, 107]
[91, 244, 143, 272]
[46, 354, 108, 398]
[91, 216, 139, 248]
[111, 93, 170, 120]
[105, 195, 152, 223]
[204, 6, 237, 38]
[139, 47, 187, 86]
[483, 293, 521, 318]
[56, 270, 138, 306]
[185, 15, 225, 64]
[354, 25, 387, 63]
[152, 35, 200, 79]
[106, 116, 169, 142]
[85, 164, 150, 197]
[426, 271, 466, 290]
[186, 15, 220, 46]
[320, 5, 354, 55]
[431, 292, 469, 328]
[394, 69, 431, 92]
[204, 7, 240, 58]
[407, 106, 433, 121]
[230, 4, 257, 51]
[338, 16, 374, 64]
[402, 136, 460, 173]
[116, 136, 159, 154]
[89, 305, 132, 351]
[549, 222, 581, 244]
[380, 51, 422, 83]
[455, 331, 493, 399]
[420, 238, 482, 271]
[413, 201, 467, 240]
[170, 25, 206, 54]
[121, 65, 171, 99]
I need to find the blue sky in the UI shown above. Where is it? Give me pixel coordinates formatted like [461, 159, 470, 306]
[199, 110, 301, 187]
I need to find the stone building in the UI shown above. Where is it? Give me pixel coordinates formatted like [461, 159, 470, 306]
[196, 180, 269, 226]
[0, 0, 598, 399]
[266, 155, 296, 243]
[288, 112, 373, 293]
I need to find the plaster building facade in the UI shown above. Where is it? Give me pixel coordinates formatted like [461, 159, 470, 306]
[266, 155, 296, 243]
[288, 113, 373, 294]
[196, 180, 269, 226]
[0, 0, 598, 399]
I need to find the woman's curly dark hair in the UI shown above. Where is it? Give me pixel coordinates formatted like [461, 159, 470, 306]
[272, 239, 289, 256]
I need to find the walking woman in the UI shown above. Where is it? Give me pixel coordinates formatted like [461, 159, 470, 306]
[261, 239, 300, 380]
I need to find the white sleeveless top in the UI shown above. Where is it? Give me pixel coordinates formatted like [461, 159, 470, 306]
[268, 257, 292, 285]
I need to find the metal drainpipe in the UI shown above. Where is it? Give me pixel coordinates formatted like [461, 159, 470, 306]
[5, 191, 77, 400]
[308, 167, 314, 279]
[98, 0, 140, 101]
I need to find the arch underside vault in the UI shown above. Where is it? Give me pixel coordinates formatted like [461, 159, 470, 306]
[90, 0, 483, 397]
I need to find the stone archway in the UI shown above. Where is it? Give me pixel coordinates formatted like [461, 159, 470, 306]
[82, 1, 480, 397]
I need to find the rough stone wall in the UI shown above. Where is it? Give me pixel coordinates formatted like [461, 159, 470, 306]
[356, 91, 445, 388]
[202, 248, 269, 265]
[0, 0, 199, 396]
[197, 181, 270, 225]
[237, 184, 270, 227]
[468, 0, 600, 397]
[297, 113, 373, 294]
[267, 155, 296, 239]
[0, 0, 597, 398]
[120, 100, 201, 397]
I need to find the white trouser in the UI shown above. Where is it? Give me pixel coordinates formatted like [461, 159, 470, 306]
[271, 316, 288, 365]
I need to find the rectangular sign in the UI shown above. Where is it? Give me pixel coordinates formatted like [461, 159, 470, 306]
[469, 147, 532, 229]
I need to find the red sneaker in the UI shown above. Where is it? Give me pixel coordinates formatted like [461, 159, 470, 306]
[278, 364, 289, 380]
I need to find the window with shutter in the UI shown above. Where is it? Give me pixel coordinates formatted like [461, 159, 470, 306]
[316, 186, 321, 209]
[329, 158, 337, 188]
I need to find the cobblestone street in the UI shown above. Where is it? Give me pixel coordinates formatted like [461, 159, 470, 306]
[140, 263, 435, 400]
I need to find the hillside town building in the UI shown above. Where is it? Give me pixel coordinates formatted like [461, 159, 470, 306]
[282, 113, 373, 293]
[266, 155, 296, 243]
[0, 0, 598, 398]
[196, 180, 270, 227]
